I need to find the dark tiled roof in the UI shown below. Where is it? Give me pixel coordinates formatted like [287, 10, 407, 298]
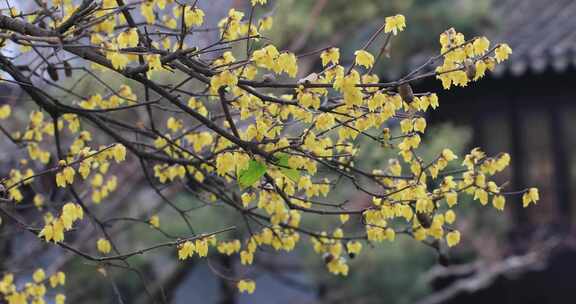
[492, 0, 576, 76]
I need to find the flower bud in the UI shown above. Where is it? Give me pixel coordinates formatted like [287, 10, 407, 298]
[322, 252, 334, 264]
[398, 83, 414, 103]
[464, 59, 476, 80]
[47, 64, 59, 81]
[64, 61, 72, 77]
[417, 212, 432, 228]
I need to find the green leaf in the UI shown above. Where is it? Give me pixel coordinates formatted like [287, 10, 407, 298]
[238, 160, 267, 188]
[275, 153, 300, 182]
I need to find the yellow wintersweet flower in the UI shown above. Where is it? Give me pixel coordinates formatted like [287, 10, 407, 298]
[166, 117, 183, 133]
[39, 224, 54, 242]
[336, 70, 363, 105]
[213, 51, 236, 67]
[277, 52, 298, 77]
[78, 160, 91, 179]
[386, 228, 396, 241]
[32, 268, 45, 283]
[216, 152, 235, 176]
[297, 92, 321, 109]
[221, 240, 242, 255]
[184, 7, 205, 27]
[446, 230, 461, 247]
[210, 70, 238, 90]
[146, 54, 164, 77]
[440, 149, 456, 161]
[55, 294, 66, 304]
[251, 0, 267, 6]
[61, 202, 83, 230]
[384, 14, 406, 35]
[320, 48, 340, 67]
[52, 220, 65, 242]
[107, 51, 129, 70]
[445, 191, 458, 207]
[258, 16, 273, 31]
[156, 0, 167, 10]
[346, 241, 362, 257]
[473, 37, 490, 56]
[91, 174, 103, 188]
[241, 193, 254, 208]
[33, 194, 44, 209]
[30, 110, 44, 125]
[354, 50, 375, 69]
[240, 250, 254, 265]
[187, 98, 209, 117]
[56, 164, 75, 188]
[149, 215, 160, 228]
[49, 272, 66, 288]
[316, 113, 335, 131]
[474, 60, 487, 80]
[195, 238, 209, 257]
[117, 28, 138, 49]
[474, 188, 488, 205]
[413, 117, 427, 133]
[141, 2, 155, 24]
[427, 93, 439, 109]
[112, 144, 127, 163]
[494, 43, 512, 63]
[493, 195, 505, 211]
[444, 210, 456, 224]
[97, 238, 112, 254]
[522, 188, 539, 207]
[0, 104, 11, 119]
[237, 280, 256, 294]
[252, 45, 279, 69]
[178, 241, 195, 260]
[327, 257, 349, 276]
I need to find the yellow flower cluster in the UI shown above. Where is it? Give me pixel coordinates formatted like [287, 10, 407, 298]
[217, 8, 271, 41]
[384, 14, 406, 35]
[210, 70, 239, 91]
[117, 28, 138, 49]
[251, 0, 268, 6]
[55, 144, 125, 195]
[218, 9, 247, 41]
[22, 111, 53, 142]
[3, 168, 35, 202]
[0, 270, 65, 304]
[79, 85, 137, 110]
[177, 237, 212, 260]
[215, 152, 250, 177]
[184, 7, 205, 27]
[252, 45, 298, 77]
[217, 240, 241, 255]
[55, 161, 76, 188]
[435, 28, 511, 89]
[187, 97, 209, 117]
[39, 203, 84, 243]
